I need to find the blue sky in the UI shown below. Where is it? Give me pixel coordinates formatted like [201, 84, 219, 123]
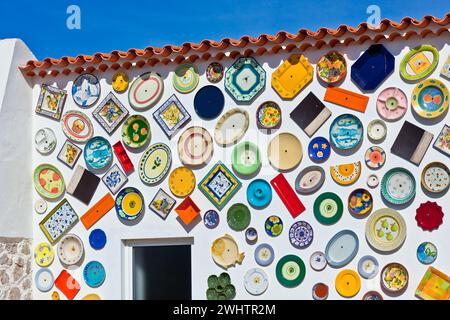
[0, 0, 448, 60]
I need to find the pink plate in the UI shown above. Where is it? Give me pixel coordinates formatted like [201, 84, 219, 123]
[376, 87, 407, 121]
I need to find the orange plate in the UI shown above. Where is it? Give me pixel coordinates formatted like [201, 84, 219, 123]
[175, 196, 200, 225]
[81, 193, 115, 229]
[324, 87, 369, 113]
[54, 270, 80, 300]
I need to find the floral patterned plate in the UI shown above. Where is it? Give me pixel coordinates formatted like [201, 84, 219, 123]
[256, 101, 281, 129]
[316, 51, 347, 84]
[265, 215, 283, 237]
[138, 143, 171, 184]
[153, 94, 191, 139]
[33, 163, 65, 199]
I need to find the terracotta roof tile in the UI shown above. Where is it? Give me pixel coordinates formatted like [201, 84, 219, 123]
[20, 13, 450, 78]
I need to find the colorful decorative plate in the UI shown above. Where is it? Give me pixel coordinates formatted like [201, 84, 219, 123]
[295, 166, 325, 195]
[254, 243, 275, 267]
[245, 227, 258, 243]
[367, 174, 379, 188]
[381, 167, 416, 205]
[308, 137, 331, 162]
[365, 208, 406, 253]
[314, 192, 343, 225]
[417, 242, 437, 265]
[203, 210, 220, 229]
[289, 221, 313, 249]
[312, 283, 329, 300]
[310, 251, 327, 271]
[362, 291, 383, 300]
[82, 293, 102, 300]
[121, 115, 150, 149]
[364, 146, 386, 169]
[400, 44, 439, 81]
[34, 242, 54, 267]
[335, 269, 361, 298]
[376, 87, 408, 121]
[170, 166, 196, 198]
[225, 57, 266, 102]
[411, 78, 449, 119]
[433, 124, 450, 157]
[421, 162, 450, 193]
[441, 55, 450, 79]
[178, 126, 213, 166]
[415, 201, 444, 231]
[61, 110, 94, 143]
[244, 268, 268, 295]
[57, 234, 84, 265]
[348, 188, 373, 216]
[139, 143, 171, 184]
[276, 255, 306, 287]
[211, 234, 245, 270]
[272, 54, 313, 99]
[173, 63, 199, 94]
[115, 187, 145, 221]
[198, 162, 241, 210]
[357, 255, 379, 279]
[35, 268, 54, 292]
[33, 163, 65, 199]
[92, 92, 129, 135]
[329, 114, 363, 150]
[381, 263, 408, 295]
[246, 179, 272, 208]
[415, 266, 450, 300]
[231, 141, 261, 176]
[256, 101, 281, 129]
[330, 162, 361, 185]
[316, 51, 347, 84]
[35, 198, 47, 214]
[227, 203, 251, 231]
[83, 136, 112, 170]
[267, 132, 303, 171]
[35, 128, 57, 154]
[325, 230, 359, 268]
[367, 119, 387, 142]
[89, 229, 107, 250]
[194, 85, 225, 120]
[83, 261, 106, 288]
[265, 215, 283, 237]
[153, 94, 191, 139]
[206, 62, 224, 83]
[112, 71, 129, 93]
[72, 73, 100, 108]
[214, 108, 249, 146]
[128, 72, 164, 110]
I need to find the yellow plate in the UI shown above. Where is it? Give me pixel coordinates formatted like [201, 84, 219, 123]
[272, 54, 313, 99]
[82, 293, 101, 300]
[122, 192, 143, 217]
[335, 269, 361, 297]
[330, 162, 361, 185]
[34, 242, 54, 267]
[411, 78, 449, 119]
[169, 167, 196, 197]
[112, 71, 129, 93]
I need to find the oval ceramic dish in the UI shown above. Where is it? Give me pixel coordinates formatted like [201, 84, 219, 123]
[61, 110, 94, 143]
[316, 51, 347, 84]
[83, 261, 106, 288]
[267, 132, 303, 171]
[72, 73, 101, 108]
[329, 114, 363, 150]
[173, 63, 199, 94]
[84, 136, 112, 170]
[33, 163, 65, 199]
[376, 87, 408, 121]
[421, 162, 450, 193]
[348, 188, 373, 216]
[411, 78, 449, 119]
[214, 108, 249, 146]
[256, 101, 281, 129]
[314, 192, 343, 225]
[276, 255, 306, 288]
[400, 44, 439, 81]
[365, 208, 406, 253]
[128, 72, 164, 110]
[244, 268, 268, 295]
[325, 230, 359, 268]
[231, 141, 261, 176]
[57, 234, 84, 265]
[295, 166, 325, 195]
[115, 187, 145, 221]
[139, 143, 171, 184]
[178, 127, 213, 167]
[381, 167, 416, 205]
[121, 115, 150, 149]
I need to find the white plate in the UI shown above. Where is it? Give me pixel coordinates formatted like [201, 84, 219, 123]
[244, 268, 268, 295]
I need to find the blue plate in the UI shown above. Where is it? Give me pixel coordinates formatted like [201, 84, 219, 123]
[357, 255, 379, 279]
[265, 215, 283, 237]
[254, 243, 275, 266]
[83, 261, 106, 288]
[115, 187, 145, 221]
[325, 230, 359, 268]
[247, 179, 272, 208]
[203, 210, 219, 229]
[245, 227, 258, 243]
[89, 229, 107, 250]
[329, 114, 363, 150]
[194, 85, 225, 120]
[72, 73, 101, 108]
[84, 136, 112, 170]
[308, 137, 331, 162]
[35, 268, 54, 292]
[416, 242, 437, 265]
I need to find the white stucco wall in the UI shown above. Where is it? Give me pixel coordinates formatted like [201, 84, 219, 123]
[29, 33, 450, 300]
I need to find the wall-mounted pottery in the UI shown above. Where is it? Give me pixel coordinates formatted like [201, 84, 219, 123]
[264, 215, 283, 237]
[102, 164, 128, 194]
[113, 141, 134, 174]
[324, 87, 369, 113]
[54, 270, 80, 300]
[121, 115, 150, 149]
[295, 166, 325, 195]
[203, 210, 219, 229]
[169, 166, 196, 197]
[231, 141, 261, 176]
[206, 273, 235, 300]
[365, 208, 406, 253]
[67, 165, 100, 205]
[367, 119, 387, 142]
[112, 71, 129, 93]
[227, 203, 251, 231]
[312, 283, 329, 300]
[39, 199, 78, 245]
[254, 243, 275, 267]
[115, 187, 144, 221]
[61, 110, 94, 143]
[89, 229, 107, 250]
[139, 143, 171, 185]
[33, 163, 65, 200]
[256, 101, 281, 129]
[411, 78, 448, 119]
[35, 198, 47, 214]
[149, 188, 176, 220]
[57, 140, 82, 169]
[415, 267, 450, 300]
[244, 268, 268, 296]
[84, 261, 106, 288]
[330, 162, 361, 185]
[276, 255, 306, 288]
[308, 137, 330, 162]
[364, 146, 386, 169]
[35, 85, 67, 120]
[267, 132, 302, 171]
[415, 201, 443, 231]
[153, 94, 191, 139]
[421, 161, 449, 193]
[93, 92, 129, 135]
[316, 51, 346, 84]
[80, 193, 115, 230]
[173, 63, 199, 94]
[35, 128, 57, 154]
[335, 269, 361, 298]
[57, 234, 84, 265]
[246, 179, 272, 208]
[225, 57, 266, 102]
[206, 62, 224, 83]
[433, 124, 450, 157]
[309, 251, 327, 271]
[314, 192, 343, 225]
[84, 136, 112, 170]
[211, 234, 245, 269]
[417, 242, 437, 265]
[175, 196, 200, 225]
[35, 268, 54, 292]
[367, 174, 379, 188]
[325, 230, 359, 268]
[290, 92, 331, 137]
[400, 44, 439, 81]
[178, 126, 213, 166]
[245, 227, 258, 244]
[357, 255, 379, 279]
[440, 55, 450, 79]
[381, 167, 415, 205]
[376, 87, 408, 121]
[272, 54, 313, 99]
[271, 173, 305, 218]
[194, 85, 225, 120]
[381, 263, 408, 295]
[348, 188, 373, 216]
[214, 108, 249, 146]
[72, 73, 100, 108]
[289, 221, 313, 249]
[329, 114, 363, 150]
[362, 291, 383, 300]
[128, 72, 164, 110]
[34, 242, 54, 267]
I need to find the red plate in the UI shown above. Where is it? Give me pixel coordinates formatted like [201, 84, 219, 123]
[415, 201, 443, 231]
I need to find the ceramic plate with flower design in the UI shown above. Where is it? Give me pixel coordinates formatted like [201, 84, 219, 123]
[256, 101, 281, 129]
[33, 163, 65, 200]
[153, 94, 191, 139]
[316, 51, 347, 84]
[138, 143, 171, 184]
[265, 215, 283, 237]
[93, 92, 129, 134]
[122, 115, 150, 149]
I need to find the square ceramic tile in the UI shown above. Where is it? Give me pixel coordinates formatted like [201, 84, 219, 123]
[93, 92, 129, 134]
[35, 85, 67, 120]
[440, 55, 450, 79]
[433, 124, 450, 157]
[149, 188, 176, 220]
[102, 164, 128, 194]
[57, 140, 82, 169]
[153, 94, 191, 138]
[39, 199, 78, 244]
[198, 161, 241, 210]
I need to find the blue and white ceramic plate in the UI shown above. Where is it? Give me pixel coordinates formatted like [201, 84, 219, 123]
[289, 221, 313, 249]
[416, 242, 437, 265]
[357, 255, 379, 279]
[325, 230, 359, 268]
[247, 179, 272, 208]
[329, 114, 363, 150]
[203, 210, 219, 229]
[245, 227, 258, 243]
[72, 73, 101, 108]
[84, 136, 112, 170]
[83, 261, 106, 288]
[308, 137, 331, 162]
[89, 229, 107, 250]
[254, 243, 275, 267]
[35, 268, 54, 292]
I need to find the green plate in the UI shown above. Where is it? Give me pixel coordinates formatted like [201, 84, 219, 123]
[227, 203, 251, 231]
[121, 115, 150, 149]
[172, 63, 199, 94]
[381, 167, 416, 205]
[314, 192, 343, 225]
[206, 288, 218, 300]
[224, 284, 236, 299]
[33, 163, 65, 200]
[276, 255, 306, 287]
[400, 45, 439, 81]
[231, 141, 261, 176]
[218, 272, 231, 287]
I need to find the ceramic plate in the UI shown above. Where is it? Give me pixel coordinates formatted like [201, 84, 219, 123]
[214, 108, 249, 146]
[246, 179, 272, 208]
[308, 136, 331, 162]
[35, 198, 47, 214]
[83, 261, 106, 288]
[244, 268, 268, 295]
[381, 167, 416, 205]
[265, 215, 283, 237]
[35, 268, 54, 292]
[411, 78, 449, 119]
[225, 57, 266, 102]
[267, 132, 302, 171]
[400, 44, 439, 81]
[312, 283, 329, 300]
[421, 162, 450, 193]
[227, 203, 251, 231]
[335, 269, 361, 298]
[92, 92, 129, 135]
[153, 94, 191, 139]
[170, 166, 196, 197]
[329, 114, 363, 150]
[89, 229, 107, 250]
[35, 128, 57, 154]
[194, 85, 224, 120]
[256, 101, 281, 129]
[367, 119, 387, 142]
[364, 146, 386, 169]
[72, 73, 100, 108]
[139, 143, 171, 184]
[358, 255, 379, 279]
[122, 115, 150, 149]
[289, 221, 313, 249]
[295, 166, 325, 195]
[330, 162, 361, 185]
[245, 228, 258, 243]
[112, 71, 129, 93]
[376, 87, 408, 121]
[381, 263, 408, 294]
[61, 110, 94, 143]
[325, 230, 359, 268]
[211, 234, 244, 269]
[33, 163, 65, 199]
[272, 54, 312, 99]
[348, 188, 373, 216]
[362, 291, 383, 300]
[231, 141, 261, 176]
[365, 208, 406, 253]
[416, 201, 444, 231]
[57, 234, 84, 265]
[173, 63, 199, 94]
[178, 126, 213, 166]
[316, 51, 347, 84]
[84, 136, 112, 170]
[34, 242, 54, 267]
[206, 62, 224, 83]
[415, 266, 450, 300]
[115, 187, 145, 221]
[310, 251, 327, 271]
[417, 242, 437, 265]
[314, 192, 343, 225]
[203, 210, 220, 229]
[128, 72, 164, 110]
[254, 243, 275, 267]
[433, 124, 450, 157]
[367, 174, 379, 188]
[276, 255, 306, 287]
